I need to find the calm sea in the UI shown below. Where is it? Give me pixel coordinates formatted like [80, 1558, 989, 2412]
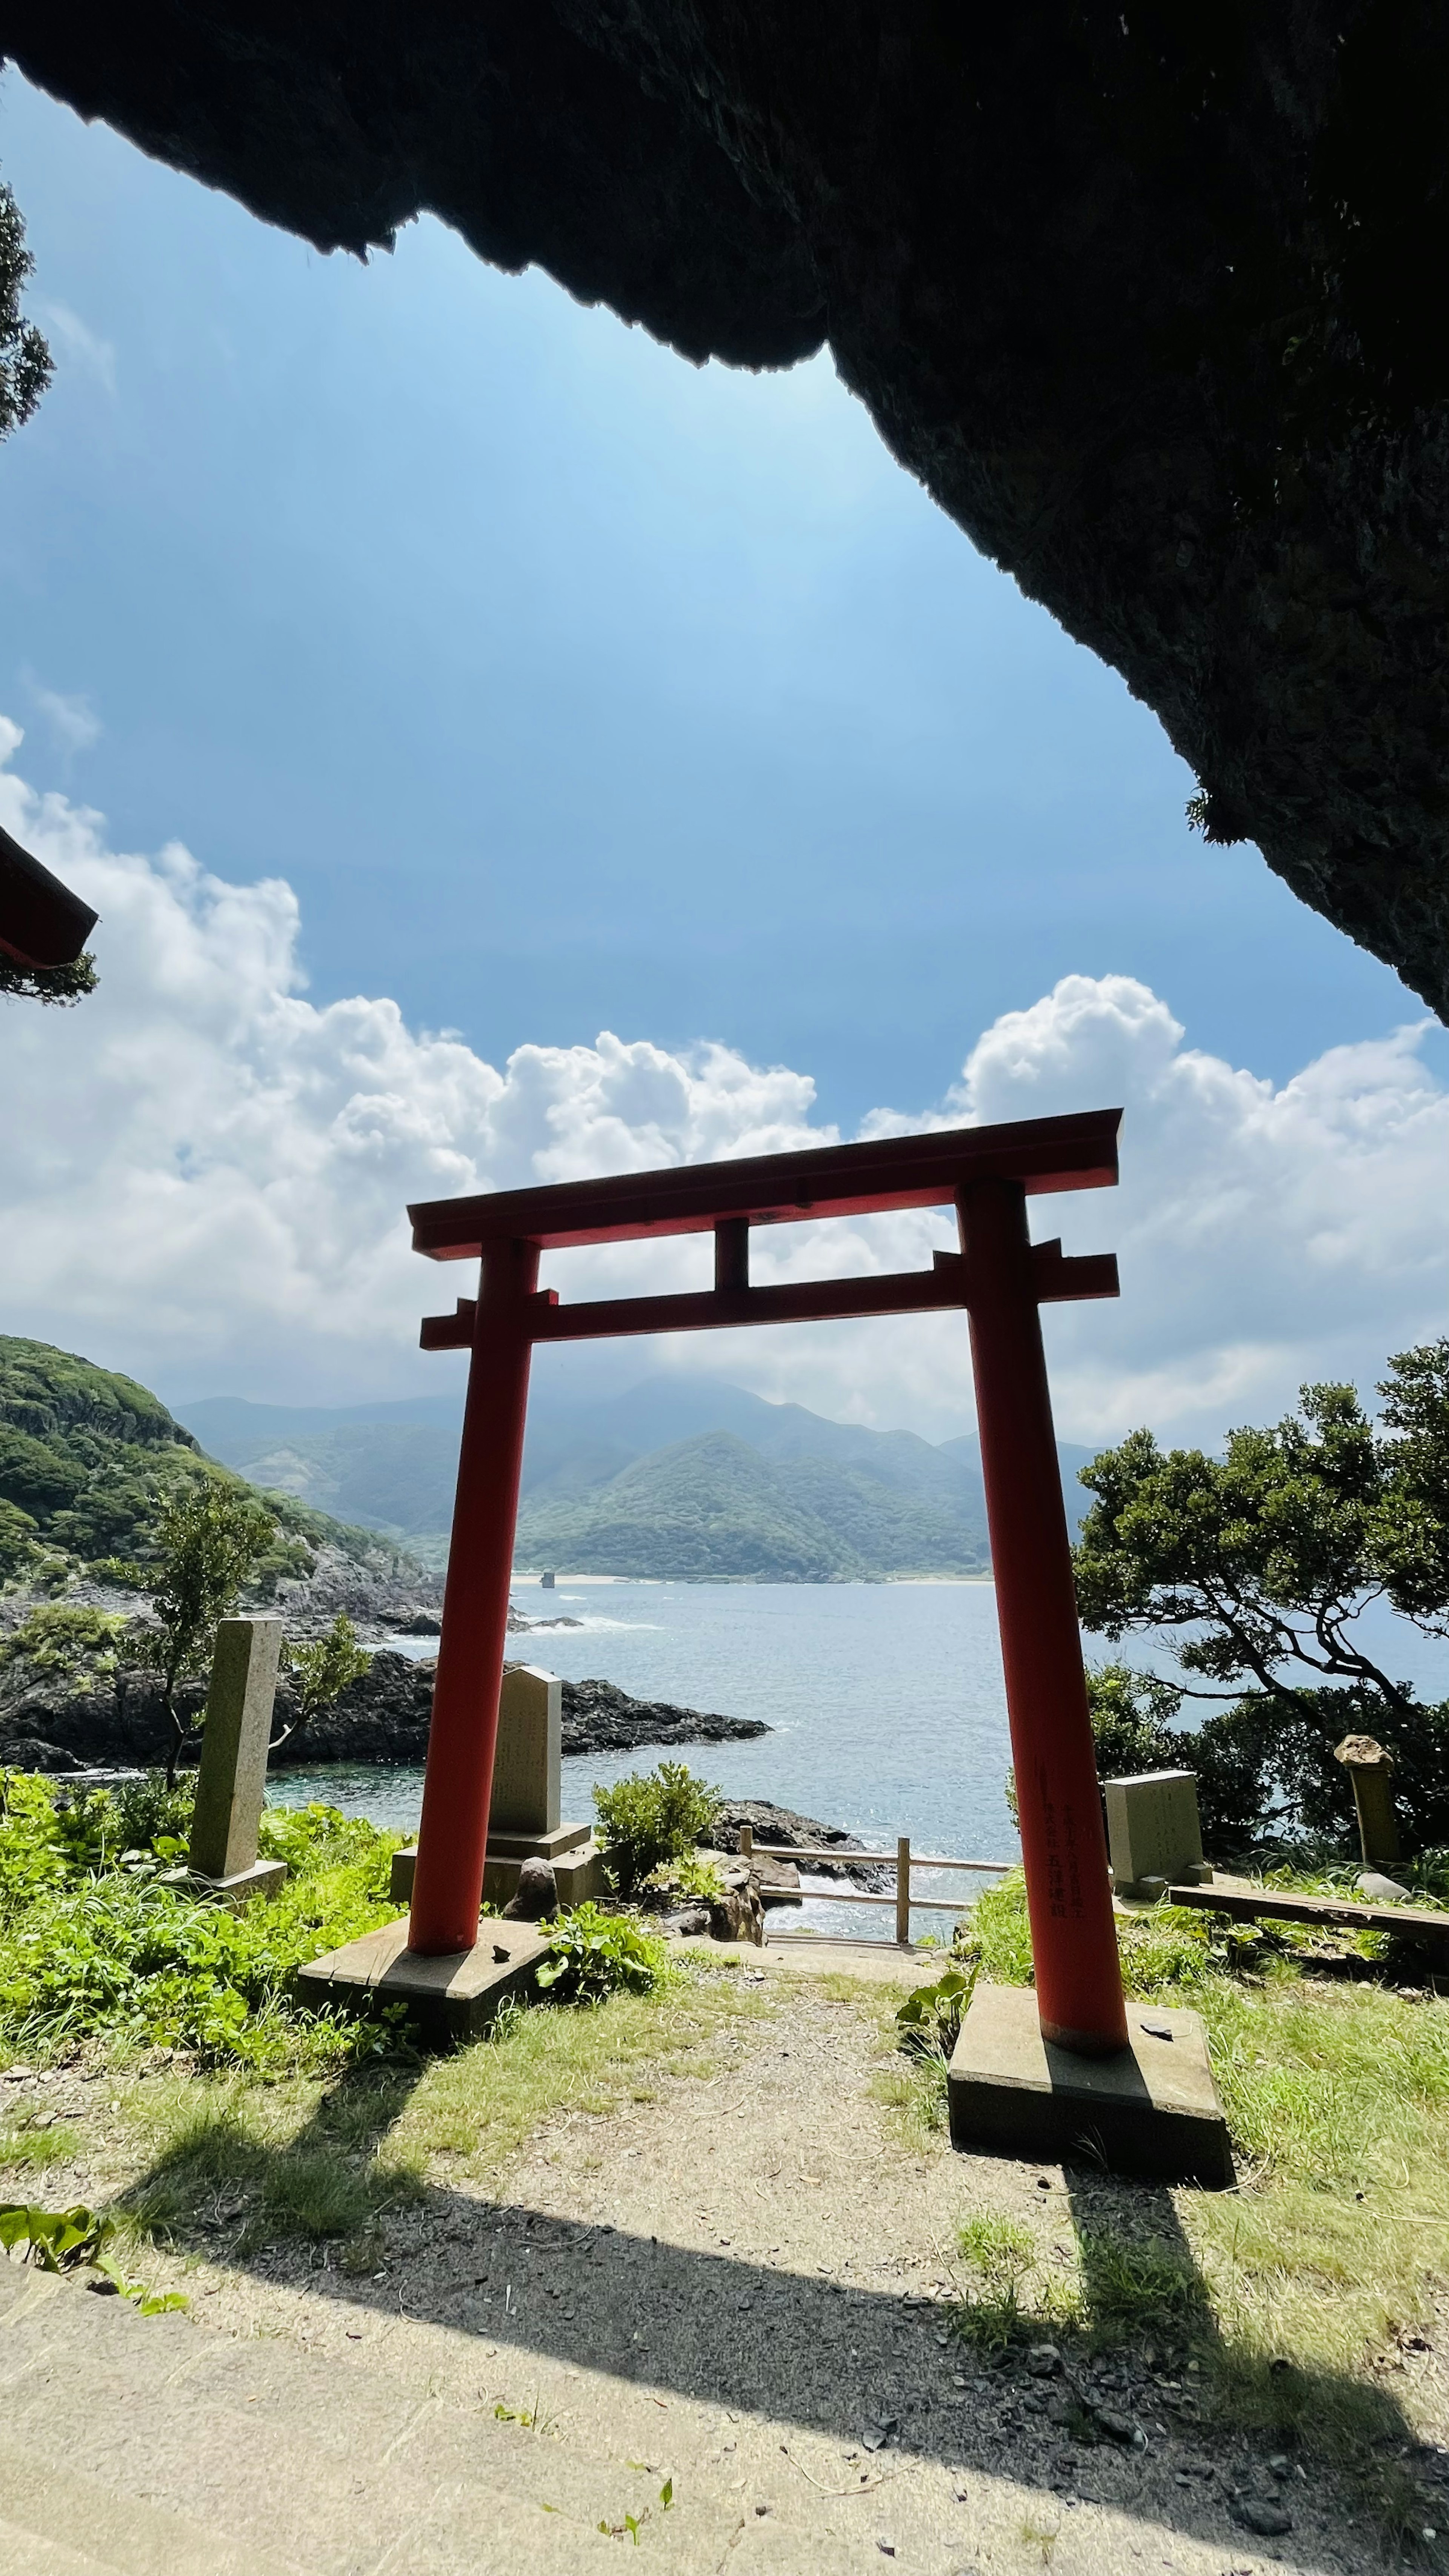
[273, 1580, 1448, 1942]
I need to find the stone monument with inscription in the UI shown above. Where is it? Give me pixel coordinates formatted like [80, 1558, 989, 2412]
[390, 1664, 603, 1910]
[188, 1616, 289, 1907]
[1103, 1768, 1211, 1896]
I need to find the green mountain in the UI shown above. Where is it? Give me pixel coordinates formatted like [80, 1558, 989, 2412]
[177, 1372, 1099, 1581]
[0, 1338, 418, 1592]
[512, 1430, 989, 1582]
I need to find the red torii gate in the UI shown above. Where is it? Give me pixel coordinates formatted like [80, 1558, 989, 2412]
[405, 1106, 1130, 2058]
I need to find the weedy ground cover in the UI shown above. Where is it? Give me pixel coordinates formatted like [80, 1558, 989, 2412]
[0, 1766, 766, 2274]
[884, 1869, 1449, 2525]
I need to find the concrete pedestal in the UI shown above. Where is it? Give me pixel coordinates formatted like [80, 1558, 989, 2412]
[389, 1825, 604, 1911]
[296, 1915, 551, 2045]
[947, 1981, 1233, 2186]
[189, 1858, 288, 1911]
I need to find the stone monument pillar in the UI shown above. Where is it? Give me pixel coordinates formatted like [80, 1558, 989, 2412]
[188, 1616, 289, 1906]
[390, 1663, 602, 1911]
[1334, 1734, 1400, 1867]
[1103, 1769, 1212, 1895]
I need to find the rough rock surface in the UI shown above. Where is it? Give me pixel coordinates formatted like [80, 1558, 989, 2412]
[703, 1797, 889, 1889]
[557, 1676, 767, 1756]
[0, 1648, 768, 1772]
[9, 9, 1449, 1008]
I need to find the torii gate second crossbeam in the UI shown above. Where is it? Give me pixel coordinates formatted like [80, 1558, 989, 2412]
[405, 1106, 1131, 2059]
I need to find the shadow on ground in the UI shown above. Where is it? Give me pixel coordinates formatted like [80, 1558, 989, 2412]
[108, 2042, 1442, 2564]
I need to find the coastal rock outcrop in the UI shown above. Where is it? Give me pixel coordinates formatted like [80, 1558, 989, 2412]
[702, 1799, 889, 1891]
[0, 1646, 769, 1773]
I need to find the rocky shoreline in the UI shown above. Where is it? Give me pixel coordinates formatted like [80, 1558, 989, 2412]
[701, 1799, 890, 1890]
[0, 1645, 770, 1774]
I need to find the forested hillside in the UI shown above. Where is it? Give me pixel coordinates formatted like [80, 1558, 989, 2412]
[511, 1431, 989, 1581]
[0, 1339, 417, 1596]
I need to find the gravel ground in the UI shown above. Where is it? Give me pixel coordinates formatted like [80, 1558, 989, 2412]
[9, 1969, 1449, 2574]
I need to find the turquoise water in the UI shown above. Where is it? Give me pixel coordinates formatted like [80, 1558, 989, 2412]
[275, 1579, 1018, 1938]
[272, 1579, 1447, 1942]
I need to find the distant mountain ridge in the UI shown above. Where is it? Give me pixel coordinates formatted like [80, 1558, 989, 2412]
[178, 1375, 1098, 1582]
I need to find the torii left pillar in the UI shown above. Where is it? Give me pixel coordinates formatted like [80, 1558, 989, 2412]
[409, 1235, 538, 1955]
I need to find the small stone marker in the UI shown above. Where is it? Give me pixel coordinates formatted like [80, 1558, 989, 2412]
[188, 1616, 288, 1907]
[1103, 1769, 1209, 1895]
[1334, 1733, 1400, 1866]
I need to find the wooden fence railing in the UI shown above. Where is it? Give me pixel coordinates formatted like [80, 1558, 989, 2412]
[737, 1825, 1014, 1947]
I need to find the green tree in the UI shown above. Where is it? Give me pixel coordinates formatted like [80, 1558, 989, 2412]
[0, 952, 99, 1006]
[1074, 1378, 1427, 1713]
[0, 173, 50, 444]
[1374, 1341, 1449, 1642]
[135, 1482, 276, 1785]
[1072, 1341, 1449, 1852]
[274, 1616, 369, 1752]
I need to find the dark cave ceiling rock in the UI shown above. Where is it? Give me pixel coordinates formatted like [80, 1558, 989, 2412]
[6, 4, 1449, 1017]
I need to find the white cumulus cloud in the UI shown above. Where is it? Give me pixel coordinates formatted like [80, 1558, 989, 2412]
[0, 720, 1444, 1448]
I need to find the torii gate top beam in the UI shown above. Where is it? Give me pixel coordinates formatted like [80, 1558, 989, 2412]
[408, 1106, 1121, 1259]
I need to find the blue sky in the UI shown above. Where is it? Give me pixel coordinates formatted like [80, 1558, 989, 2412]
[2, 68, 1439, 1143]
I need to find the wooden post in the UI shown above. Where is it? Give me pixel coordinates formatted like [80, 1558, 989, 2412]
[738, 1823, 754, 1861]
[408, 1234, 539, 1956]
[896, 1836, 912, 1946]
[959, 1177, 1128, 2057]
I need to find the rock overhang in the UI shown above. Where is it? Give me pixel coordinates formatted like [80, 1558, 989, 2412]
[6, 2, 1448, 1016]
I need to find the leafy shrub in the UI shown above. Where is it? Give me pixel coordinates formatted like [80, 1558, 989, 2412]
[896, 1963, 977, 2059]
[0, 1499, 39, 1581]
[535, 1903, 667, 2004]
[0, 1603, 126, 1680]
[277, 1616, 370, 1750]
[0, 2200, 186, 2312]
[52, 1772, 195, 1871]
[592, 1762, 721, 1899]
[0, 1776, 402, 2071]
[0, 1771, 68, 1917]
[643, 1852, 724, 1903]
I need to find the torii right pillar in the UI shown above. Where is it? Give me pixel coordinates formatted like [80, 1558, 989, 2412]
[961, 1175, 1128, 2055]
[949, 1177, 1234, 2184]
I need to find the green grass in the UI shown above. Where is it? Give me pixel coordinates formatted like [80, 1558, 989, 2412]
[89, 1953, 768, 2271]
[0, 2121, 84, 2171]
[932, 1870, 1449, 2524]
[0, 1769, 769, 2288]
[391, 1958, 766, 2179]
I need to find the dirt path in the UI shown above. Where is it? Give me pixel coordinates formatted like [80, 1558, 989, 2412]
[78, 1962, 1407, 2574]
